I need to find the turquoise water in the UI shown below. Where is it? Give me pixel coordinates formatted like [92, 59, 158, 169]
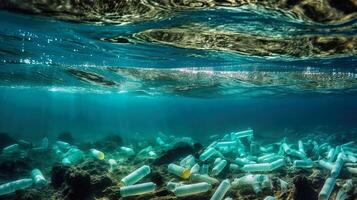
[0, 9, 356, 141]
[0, 5, 357, 200]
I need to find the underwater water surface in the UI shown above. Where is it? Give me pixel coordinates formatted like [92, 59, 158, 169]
[0, 2, 356, 200]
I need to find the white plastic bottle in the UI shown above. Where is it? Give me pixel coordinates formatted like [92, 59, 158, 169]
[210, 179, 231, 200]
[120, 182, 156, 197]
[121, 165, 151, 186]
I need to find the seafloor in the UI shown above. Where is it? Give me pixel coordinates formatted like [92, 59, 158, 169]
[0, 128, 356, 200]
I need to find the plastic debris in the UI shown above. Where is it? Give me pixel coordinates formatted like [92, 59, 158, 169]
[0, 179, 33, 196]
[210, 179, 231, 200]
[120, 182, 156, 197]
[174, 182, 211, 197]
[121, 165, 151, 186]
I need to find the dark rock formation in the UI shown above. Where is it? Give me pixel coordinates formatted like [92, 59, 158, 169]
[90, 134, 123, 152]
[57, 132, 74, 144]
[0, 158, 31, 179]
[0, 0, 356, 24]
[0, 132, 16, 149]
[134, 26, 357, 57]
[292, 176, 318, 200]
[64, 167, 92, 200]
[153, 142, 202, 165]
[51, 165, 70, 189]
[67, 69, 118, 87]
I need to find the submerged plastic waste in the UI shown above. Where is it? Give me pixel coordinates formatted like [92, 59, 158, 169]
[174, 182, 211, 197]
[121, 165, 151, 186]
[0, 179, 33, 196]
[119, 182, 156, 197]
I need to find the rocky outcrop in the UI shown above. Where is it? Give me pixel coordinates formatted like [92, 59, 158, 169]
[0, 0, 356, 24]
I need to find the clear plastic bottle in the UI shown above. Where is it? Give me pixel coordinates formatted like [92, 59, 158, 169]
[166, 182, 183, 192]
[269, 159, 285, 171]
[121, 165, 151, 186]
[210, 179, 230, 200]
[331, 153, 345, 178]
[0, 179, 33, 196]
[61, 147, 84, 166]
[55, 141, 70, 150]
[31, 169, 46, 187]
[264, 196, 276, 200]
[318, 177, 336, 200]
[120, 182, 156, 197]
[242, 163, 271, 172]
[108, 159, 117, 172]
[298, 140, 305, 154]
[2, 144, 19, 154]
[212, 160, 227, 176]
[191, 173, 219, 184]
[232, 129, 253, 139]
[200, 164, 209, 174]
[90, 149, 105, 160]
[174, 182, 211, 197]
[199, 147, 216, 161]
[293, 160, 313, 168]
[190, 163, 200, 174]
[120, 146, 135, 156]
[168, 163, 190, 179]
[235, 157, 256, 166]
[318, 160, 334, 171]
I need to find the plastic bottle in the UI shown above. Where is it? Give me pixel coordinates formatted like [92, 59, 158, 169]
[180, 155, 195, 168]
[61, 147, 84, 166]
[298, 140, 305, 154]
[108, 159, 117, 172]
[318, 160, 334, 171]
[293, 160, 313, 168]
[168, 163, 190, 179]
[121, 165, 151, 186]
[264, 196, 276, 200]
[191, 174, 219, 184]
[2, 144, 19, 154]
[199, 147, 216, 161]
[346, 167, 357, 175]
[214, 157, 222, 166]
[166, 182, 183, 192]
[229, 163, 239, 172]
[90, 149, 105, 160]
[318, 177, 336, 200]
[235, 157, 256, 166]
[174, 182, 211, 197]
[120, 147, 135, 156]
[0, 179, 33, 196]
[331, 153, 345, 178]
[200, 164, 209, 174]
[242, 163, 271, 172]
[210, 179, 230, 200]
[335, 179, 353, 200]
[212, 160, 227, 176]
[269, 159, 285, 171]
[55, 141, 70, 150]
[31, 169, 46, 187]
[190, 163, 200, 174]
[232, 129, 253, 139]
[120, 182, 156, 197]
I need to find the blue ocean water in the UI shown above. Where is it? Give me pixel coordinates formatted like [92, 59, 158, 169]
[0, 9, 357, 142]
